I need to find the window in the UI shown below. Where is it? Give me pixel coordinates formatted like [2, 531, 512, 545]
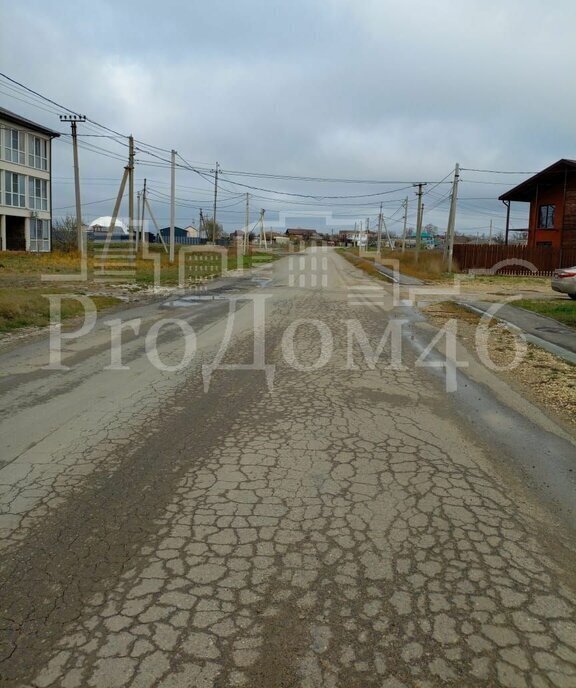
[28, 135, 48, 170]
[29, 177, 48, 210]
[4, 128, 25, 164]
[30, 219, 50, 252]
[538, 204, 555, 229]
[4, 171, 25, 207]
[536, 241, 552, 248]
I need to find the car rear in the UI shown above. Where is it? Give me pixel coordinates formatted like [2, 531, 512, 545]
[552, 266, 576, 299]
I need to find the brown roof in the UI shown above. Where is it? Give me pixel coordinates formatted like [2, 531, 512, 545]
[0, 106, 60, 137]
[498, 159, 576, 203]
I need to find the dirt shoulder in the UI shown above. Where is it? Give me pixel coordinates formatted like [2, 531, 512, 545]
[423, 301, 576, 431]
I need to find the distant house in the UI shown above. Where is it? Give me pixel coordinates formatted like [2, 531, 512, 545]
[286, 228, 322, 241]
[0, 107, 60, 251]
[158, 226, 188, 239]
[499, 159, 576, 249]
[89, 216, 128, 237]
[184, 225, 200, 238]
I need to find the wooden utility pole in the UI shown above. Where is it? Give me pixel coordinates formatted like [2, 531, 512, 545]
[212, 162, 219, 244]
[59, 114, 86, 253]
[446, 163, 460, 273]
[376, 202, 383, 255]
[128, 135, 135, 244]
[414, 183, 426, 261]
[401, 197, 408, 253]
[169, 149, 176, 263]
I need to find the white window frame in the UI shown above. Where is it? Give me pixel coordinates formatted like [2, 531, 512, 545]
[4, 128, 25, 165]
[28, 134, 48, 170]
[30, 218, 50, 252]
[5, 171, 26, 207]
[28, 176, 48, 211]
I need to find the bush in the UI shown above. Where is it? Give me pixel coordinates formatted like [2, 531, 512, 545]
[52, 216, 78, 253]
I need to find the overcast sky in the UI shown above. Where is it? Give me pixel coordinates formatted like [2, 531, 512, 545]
[2, 0, 576, 235]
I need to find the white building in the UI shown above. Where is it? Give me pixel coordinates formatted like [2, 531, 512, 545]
[0, 107, 60, 251]
[88, 216, 128, 236]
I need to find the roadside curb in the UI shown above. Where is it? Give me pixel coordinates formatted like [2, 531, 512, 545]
[456, 301, 576, 366]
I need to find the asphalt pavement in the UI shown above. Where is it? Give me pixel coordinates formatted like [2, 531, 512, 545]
[0, 248, 575, 687]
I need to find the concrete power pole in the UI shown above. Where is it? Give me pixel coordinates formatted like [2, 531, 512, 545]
[136, 191, 141, 251]
[141, 178, 147, 249]
[128, 135, 135, 244]
[59, 114, 86, 253]
[259, 209, 267, 249]
[489, 219, 493, 245]
[401, 197, 409, 253]
[414, 183, 426, 261]
[446, 163, 460, 273]
[244, 192, 250, 251]
[212, 162, 219, 244]
[169, 149, 176, 263]
[376, 203, 383, 256]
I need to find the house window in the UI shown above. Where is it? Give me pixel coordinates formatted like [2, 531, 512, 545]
[4, 128, 25, 165]
[536, 241, 552, 248]
[29, 177, 48, 210]
[4, 171, 26, 207]
[28, 135, 48, 170]
[30, 219, 50, 252]
[538, 204, 555, 229]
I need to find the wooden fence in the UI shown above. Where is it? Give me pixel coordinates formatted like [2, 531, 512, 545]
[452, 244, 576, 276]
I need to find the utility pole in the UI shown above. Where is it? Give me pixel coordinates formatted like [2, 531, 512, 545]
[136, 191, 141, 252]
[445, 163, 460, 273]
[414, 183, 426, 261]
[169, 149, 176, 263]
[244, 192, 250, 251]
[489, 219, 493, 245]
[401, 197, 409, 253]
[421, 203, 425, 246]
[212, 161, 219, 244]
[259, 209, 267, 249]
[376, 203, 383, 255]
[141, 178, 147, 249]
[59, 114, 86, 253]
[128, 135, 135, 244]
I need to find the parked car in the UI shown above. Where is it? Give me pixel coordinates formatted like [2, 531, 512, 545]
[551, 266, 576, 299]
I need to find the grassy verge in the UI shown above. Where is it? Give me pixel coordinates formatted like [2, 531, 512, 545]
[337, 247, 453, 281]
[0, 288, 121, 333]
[512, 299, 576, 329]
[0, 248, 278, 288]
[0, 248, 278, 333]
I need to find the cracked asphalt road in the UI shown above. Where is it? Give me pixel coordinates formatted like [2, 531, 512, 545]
[0, 248, 575, 687]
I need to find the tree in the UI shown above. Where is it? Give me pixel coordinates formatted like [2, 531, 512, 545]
[202, 218, 224, 240]
[52, 215, 78, 253]
[424, 223, 439, 236]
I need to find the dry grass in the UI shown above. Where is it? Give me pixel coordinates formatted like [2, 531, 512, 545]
[0, 288, 121, 332]
[339, 248, 452, 281]
[0, 247, 277, 288]
[0, 247, 278, 333]
[424, 301, 576, 427]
